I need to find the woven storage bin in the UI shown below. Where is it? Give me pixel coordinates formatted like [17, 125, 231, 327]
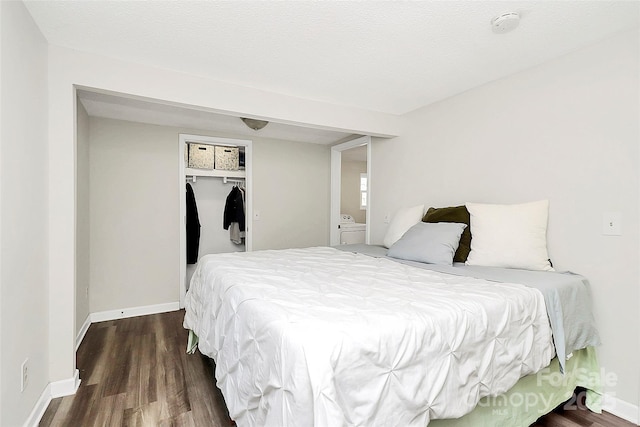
[188, 143, 215, 169]
[215, 146, 239, 171]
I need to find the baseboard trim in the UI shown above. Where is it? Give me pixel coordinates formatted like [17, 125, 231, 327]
[75, 303, 180, 349]
[50, 369, 81, 398]
[75, 314, 91, 351]
[602, 393, 639, 424]
[23, 385, 52, 427]
[23, 370, 80, 427]
[90, 302, 180, 323]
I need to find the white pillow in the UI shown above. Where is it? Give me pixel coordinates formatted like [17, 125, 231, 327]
[465, 200, 554, 271]
[383, 204, 424, 248]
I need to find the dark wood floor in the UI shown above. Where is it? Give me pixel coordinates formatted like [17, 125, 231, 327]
[40, 310, 231, 426]
[40, 310, 635, 427]
[531, 394, 635, 427]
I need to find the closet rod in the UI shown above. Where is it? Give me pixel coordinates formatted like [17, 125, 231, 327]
[185, 175, 245, 185]
[223, 177, 245, 185]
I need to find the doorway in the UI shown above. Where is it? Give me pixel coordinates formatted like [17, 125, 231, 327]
[330, 136, 371, 246]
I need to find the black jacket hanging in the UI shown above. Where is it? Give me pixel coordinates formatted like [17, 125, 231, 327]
[186, 183, 201, 264]
[224, 186, 245, 231]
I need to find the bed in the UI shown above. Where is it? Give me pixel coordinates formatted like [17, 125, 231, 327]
[183, 244, 601, 427]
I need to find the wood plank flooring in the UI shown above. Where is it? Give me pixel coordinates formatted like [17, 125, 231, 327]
[40, 310, 231, 427]
[40, 310, 635, 427]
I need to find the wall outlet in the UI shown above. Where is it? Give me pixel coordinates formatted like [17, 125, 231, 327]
[602, 212, 622, 236]
[86, 286, 89, 299]
[253, 210, 261, 221]
[21, 358, 29, 392]
[383, 213, 391, 224]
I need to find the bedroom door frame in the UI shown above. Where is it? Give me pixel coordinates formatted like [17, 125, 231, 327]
[330, 135, 372, 246]
[178, 133, 253, 308]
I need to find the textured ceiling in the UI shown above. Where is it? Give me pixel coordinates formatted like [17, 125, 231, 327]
[25, 1, 639, 116]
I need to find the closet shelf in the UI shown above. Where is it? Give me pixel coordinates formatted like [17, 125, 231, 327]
[185, 167, 245, 179]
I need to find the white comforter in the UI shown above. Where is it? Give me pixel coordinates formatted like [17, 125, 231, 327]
[184, 247, 554, 427]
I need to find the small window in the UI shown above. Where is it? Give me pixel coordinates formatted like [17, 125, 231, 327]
[360, 173, 367, 210]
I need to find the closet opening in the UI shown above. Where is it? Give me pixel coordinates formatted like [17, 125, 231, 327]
[179, 134, 253, 307]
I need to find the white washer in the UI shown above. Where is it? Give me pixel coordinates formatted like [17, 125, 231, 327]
[339, 214, 366, 245]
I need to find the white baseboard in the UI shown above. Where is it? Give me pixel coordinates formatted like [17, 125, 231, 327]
[23, 386, 52, 427]
[90, 301, 180, 323]
[23, 370, 80, 427]
[603, 393, 639, 425]
[75, 314, 91, 351]
[50, 369, 81, 398]
[75, 302, 180, 349]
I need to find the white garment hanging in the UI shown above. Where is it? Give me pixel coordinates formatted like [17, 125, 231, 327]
[230, 222, 242, 245]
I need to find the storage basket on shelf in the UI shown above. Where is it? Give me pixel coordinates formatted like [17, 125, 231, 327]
[215, 146, 240, 171]
[187, 143, 215, 170]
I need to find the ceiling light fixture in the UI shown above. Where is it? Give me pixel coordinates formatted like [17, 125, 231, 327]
[241, 117, 269, 131]
[491, 12, 520, 34]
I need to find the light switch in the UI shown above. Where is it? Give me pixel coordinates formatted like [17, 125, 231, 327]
[383, 213, 391, 224]
[602, 212, 621, 236]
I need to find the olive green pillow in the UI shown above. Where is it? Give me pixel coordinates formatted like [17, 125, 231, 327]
[422, 206, 472, 263]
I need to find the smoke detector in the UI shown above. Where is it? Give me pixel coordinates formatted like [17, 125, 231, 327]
[491, 12, 520, 34]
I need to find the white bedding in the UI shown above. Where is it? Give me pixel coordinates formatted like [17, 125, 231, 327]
[184, 247, 555, 426]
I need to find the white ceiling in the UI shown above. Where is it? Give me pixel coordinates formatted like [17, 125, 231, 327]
[25, 0, 640, 145]
[25, 1, 639, 117]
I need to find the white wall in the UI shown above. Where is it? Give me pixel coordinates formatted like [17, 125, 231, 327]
[252, 138, 330, 250]
[1, 3, 4, 422]
[341, 160, 366, 223]
[88, 117, 330, 312]
[0, 1, 49, 425]
[372, 30, 639, 408]
[89, 118, 180, 312]
[76, 99, 90, 333]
